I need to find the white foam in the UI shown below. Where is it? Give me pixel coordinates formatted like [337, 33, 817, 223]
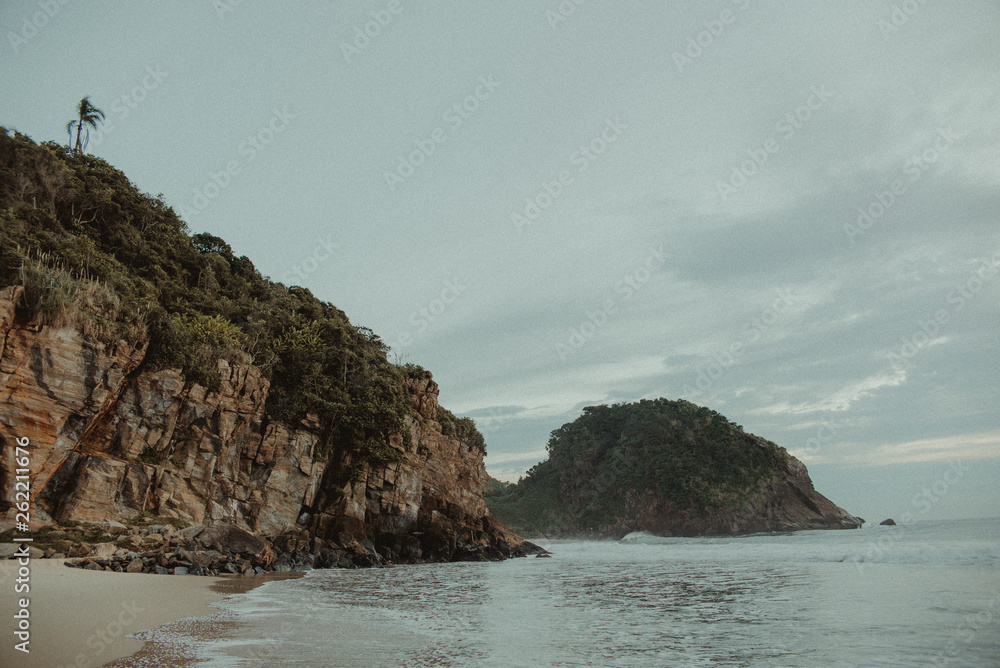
[613, 522, 1000, 567]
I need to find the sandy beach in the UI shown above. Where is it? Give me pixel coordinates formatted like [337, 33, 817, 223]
[0, 559, 287, 668]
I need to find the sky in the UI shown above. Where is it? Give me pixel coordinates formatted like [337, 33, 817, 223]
[1, 1, 998, 523]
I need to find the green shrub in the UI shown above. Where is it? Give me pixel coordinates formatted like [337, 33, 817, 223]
[0, 127, 423, 480]
[437, 405, 485, 451]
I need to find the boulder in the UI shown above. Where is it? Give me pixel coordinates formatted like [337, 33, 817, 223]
[126, 558, 144, 573]
[252, 543, 276, 568]
[196, 523, 264, 555]
[879, 518, 897, 526]
[143, 533, 165, 547]
[177, 523, 206, 542]
[103, 519, 129, 535]
[68, 543, 91, 558]
[89, 543, 117, 558]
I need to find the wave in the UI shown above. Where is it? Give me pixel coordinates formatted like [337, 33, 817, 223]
[613, 526, 1000, 567]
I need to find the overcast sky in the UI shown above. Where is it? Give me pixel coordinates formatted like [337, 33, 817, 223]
[2, 1, 998, 523]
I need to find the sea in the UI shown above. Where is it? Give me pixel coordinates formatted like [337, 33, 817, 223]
[117, 518, 999, 667]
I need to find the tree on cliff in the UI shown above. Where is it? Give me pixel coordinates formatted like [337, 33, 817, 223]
[66, 97, 105, 155]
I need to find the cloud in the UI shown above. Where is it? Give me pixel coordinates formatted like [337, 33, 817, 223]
[749, 367, 909, 416]
[486, 448, 548, 465]
[814, 429, 1000, 468]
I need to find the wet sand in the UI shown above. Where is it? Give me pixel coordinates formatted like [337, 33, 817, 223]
[0, 559, 300, 667]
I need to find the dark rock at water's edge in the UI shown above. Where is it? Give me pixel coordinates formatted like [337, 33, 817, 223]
[487, 399, 864, 538]
[521, 541, 551, 556]
[879, 518, 897, 526]
[46, 516, 535, 576]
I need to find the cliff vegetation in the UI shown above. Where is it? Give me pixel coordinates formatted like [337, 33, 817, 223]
[486, 398, 858, 537]
[0, 128, 423, 470]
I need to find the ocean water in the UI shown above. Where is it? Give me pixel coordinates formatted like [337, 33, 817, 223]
[120, 518, 999, 667]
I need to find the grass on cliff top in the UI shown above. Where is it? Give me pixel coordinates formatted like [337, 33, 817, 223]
[0, 129, 484, 471]
[485, 398, 789, 536]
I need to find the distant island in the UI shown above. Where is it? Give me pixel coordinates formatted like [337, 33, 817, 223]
[486, 399, 863, 537]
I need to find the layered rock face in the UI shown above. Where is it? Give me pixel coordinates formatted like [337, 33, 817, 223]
[0, 286, 525, 563]
[626, 446, 863, 536]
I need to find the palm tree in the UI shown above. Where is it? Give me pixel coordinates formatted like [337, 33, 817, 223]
[66, 97, 105, 154]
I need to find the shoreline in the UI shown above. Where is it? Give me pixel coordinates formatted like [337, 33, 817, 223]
[0, 559, 301, 667]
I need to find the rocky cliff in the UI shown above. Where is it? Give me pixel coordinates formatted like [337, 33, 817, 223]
[615, 452, 863, 536]
[0, 285, 526, 564]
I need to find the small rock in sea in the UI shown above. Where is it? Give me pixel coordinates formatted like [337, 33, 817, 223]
[536, 553, 552, 558]
[879, 518, 897, 526]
